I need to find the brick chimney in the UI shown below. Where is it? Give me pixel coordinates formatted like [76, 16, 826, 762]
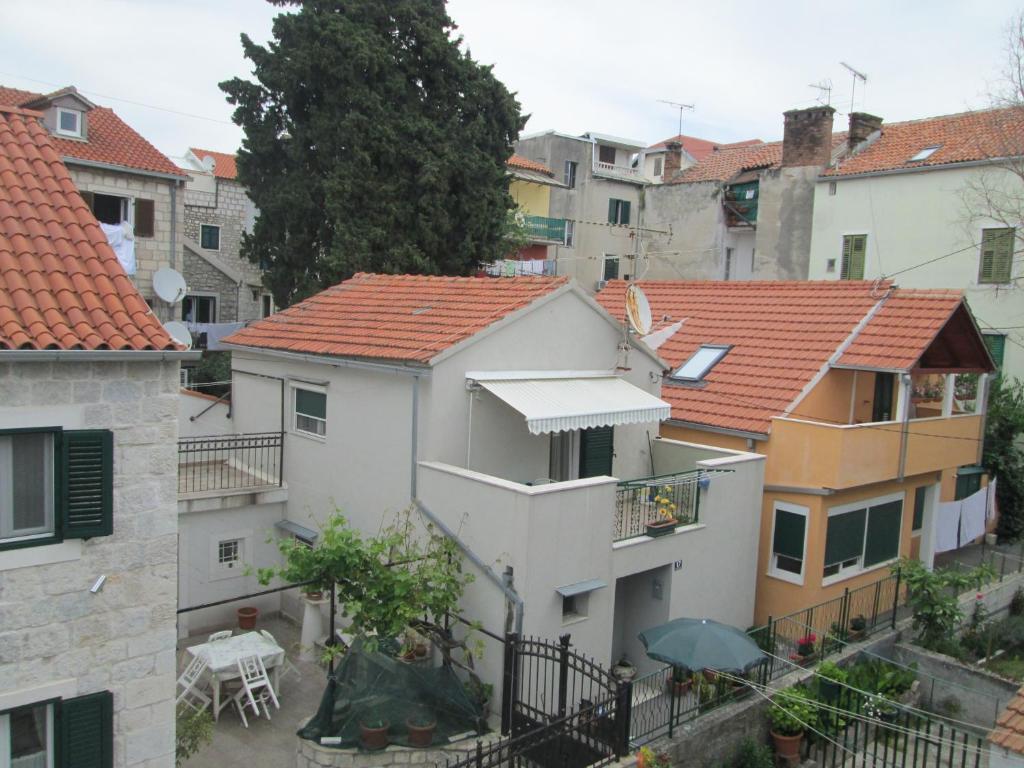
[662, 140, 683, 180]
[847, 112, 883, 152]
[781, 106, 836, 167]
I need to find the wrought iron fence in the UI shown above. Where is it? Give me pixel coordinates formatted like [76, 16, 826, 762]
[177, 432, 283, 494]
[613, 470, 715, 542]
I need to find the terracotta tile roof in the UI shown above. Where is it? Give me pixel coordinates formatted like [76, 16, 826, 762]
[825, 107, 1024, 178]
[507, 154, 554, 176]
[649, 135, 763, 163]
[0, 86, 185, 178]
[224, 273, 568, 364]
[189, 147, 238, 180]
[991, 685, 1024, 754]
[669, 134, 848, 184]
[0, 106, 177, 350]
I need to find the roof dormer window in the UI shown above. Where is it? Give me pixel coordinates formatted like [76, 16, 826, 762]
[670, 344, 731, 382]
[56, 107, 83, 138]
[908, 145, 940, 162]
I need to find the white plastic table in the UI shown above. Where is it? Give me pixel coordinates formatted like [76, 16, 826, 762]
[187, 632, 285, 720]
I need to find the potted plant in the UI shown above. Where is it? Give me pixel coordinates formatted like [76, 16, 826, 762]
[405, 708, 436, 748]
[465, 678, 493, 720]
[612, 655, 637, 681]
[793, 633, 817, 663]
[645, 486, 679, 537]
[302, 586, 324, 601]
[667, 666, 692, 696]
[359, 715, 390, 751]
[768, 686, 816, 760]
[849, 615, 867, 640]
[865, 693, 899, 724]
[816, 660, 847, 701]
[237, 606, 259, 630]
[636, 746, 671, 768]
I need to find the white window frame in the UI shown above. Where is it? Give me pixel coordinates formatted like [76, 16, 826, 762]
[209, 530, 250, 581]
[822, 491, 904, 587]
[199, 223, 221, 251]
[0, 700, 55, 768]
[768, 501, 809, 585]
[563, 219, 575, 248]
[909, 145, 940, 162]
[291, 383, 327, 440]
[0, 432, 55, 544]
[55, 108, 82, 138]
[182, 293, 218, 324]
[652, 156, 664, 177]
[563, 160, 577, 189]
[670, 345, 731, 382]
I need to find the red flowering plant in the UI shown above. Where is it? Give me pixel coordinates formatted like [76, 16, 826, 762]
[796, 633, 817, 656]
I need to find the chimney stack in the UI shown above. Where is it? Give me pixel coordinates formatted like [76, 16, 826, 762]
[662, 140, 683, 180]
[847, 112, 883, 152]
[781, 106, 836, 167]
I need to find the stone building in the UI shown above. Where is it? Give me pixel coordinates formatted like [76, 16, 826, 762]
[177, 148, 269, 325]
[0, 104, 196, 767]
[0, 85, 188, 322]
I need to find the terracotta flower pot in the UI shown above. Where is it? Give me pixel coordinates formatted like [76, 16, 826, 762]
[359, 721, 390, 751]
[406, 718, 436, 748]
[414, 642, 428, 658]
[771, 731, 803, 761]
[237, 606, 259, 630]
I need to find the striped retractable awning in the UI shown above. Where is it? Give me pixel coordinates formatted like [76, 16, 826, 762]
[471, 373, 671, 435]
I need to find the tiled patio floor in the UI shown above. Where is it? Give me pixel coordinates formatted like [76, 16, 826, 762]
[177, 460, 279, 496]
[178, 615, 329, 768]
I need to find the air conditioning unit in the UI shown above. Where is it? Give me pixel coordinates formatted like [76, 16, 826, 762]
[595, 279, 608, 291]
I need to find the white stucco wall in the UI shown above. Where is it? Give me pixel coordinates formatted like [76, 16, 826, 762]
[177, 390, 232, 437]
[808, 165, 1023, 380]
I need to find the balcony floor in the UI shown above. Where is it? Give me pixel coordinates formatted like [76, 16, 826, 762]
[178, 460, 278, 497]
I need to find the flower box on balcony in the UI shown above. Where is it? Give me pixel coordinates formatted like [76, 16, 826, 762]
[645, 519, 678, 538]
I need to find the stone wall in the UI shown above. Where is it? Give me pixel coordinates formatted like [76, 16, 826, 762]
[297, 733, 499, 768]
[68, 166, 183, 322]
[0, 358, 181, 768]
[182, 247, 242, 323]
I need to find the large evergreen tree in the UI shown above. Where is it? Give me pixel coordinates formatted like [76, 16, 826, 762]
[221, 0, 524, 307]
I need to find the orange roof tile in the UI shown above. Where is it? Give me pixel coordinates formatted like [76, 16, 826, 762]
[991, 685, 1024, 753]
[0, 86, 185, 178]
[669, 134, 848, 184]
[224, 273, 568, 364]
[507, 154, 554, 176]
[0, 107, 177, 350]
[189, 147, 238, 180]
[826, 107, 1024, 178]
[648, 134, 763, 163]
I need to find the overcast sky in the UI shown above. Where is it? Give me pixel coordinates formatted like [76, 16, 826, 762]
[1, 0, 1020, 158]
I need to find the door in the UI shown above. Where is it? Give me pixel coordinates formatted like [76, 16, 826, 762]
[579, 426, 614, 478]
[872, 373, 895, 422]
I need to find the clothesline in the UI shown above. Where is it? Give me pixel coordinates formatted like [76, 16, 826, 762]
[935, 479, 997, 554]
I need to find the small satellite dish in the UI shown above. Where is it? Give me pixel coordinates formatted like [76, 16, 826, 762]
[200, 155, 215, 173]
[163, 320, 193, 350]
[625, 284, 653, 335]
[153, 268, 186, 304]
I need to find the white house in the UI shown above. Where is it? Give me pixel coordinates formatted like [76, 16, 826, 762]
[210, 273, 765, 688]
[0, 105, 195, 767]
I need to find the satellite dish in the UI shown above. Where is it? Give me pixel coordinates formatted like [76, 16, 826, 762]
[200, 155, 215, 173]
[625, 284, 653, 335]
[153, 268, 186, 304]
[163, 320, 192, 350]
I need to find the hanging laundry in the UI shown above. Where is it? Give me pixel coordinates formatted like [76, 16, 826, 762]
[960, 486, 988, 544]
[99, 221, 136, 275]
[935, 500, 962, 553]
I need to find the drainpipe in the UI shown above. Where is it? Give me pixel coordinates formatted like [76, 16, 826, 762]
[896, 373, 912, 481]
[465, 382, 479, 469]
[414, 499, 524, 636]
[169, 182, 178, 270]
[975, 374, 990, 465]
[410, 374, 420, 499]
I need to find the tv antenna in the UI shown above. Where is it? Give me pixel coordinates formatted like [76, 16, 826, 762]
[839, 61, 867, 111]
[808, 79, 833, 106]
[657, 99, 694, 137]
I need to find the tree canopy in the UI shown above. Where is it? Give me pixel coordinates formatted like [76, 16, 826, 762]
[221, 0, 525, 307]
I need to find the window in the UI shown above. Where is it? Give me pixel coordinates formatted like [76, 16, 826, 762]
[562, 592, 589, 622]
[563, 160, 577, 189]
[2, 701, 53, 767]
[607, 199, 631, 225]
[262, 294, 273, 318]
[578, 426, 613, 478]
[670, 345, 730, 382]
[218, 539, 241, 569]
[979, 227, 1014, 284]
[828, 181, 837, 196]
[563, 219, 575, 248]
[0, 429, 112, 551]
[653, 156, 664, 176]
[294, 387, 327, 437]
[182, 295, 217, 324]
[200, 224, 221, 250]
[598, 145, 616, 165]
[912, 486, 926, 533]
[955, 466, 984, 500]
[826, 258, 837, 273]
[602, 256, 619, 281]
[909, 145, 941, 162]
[770, 503, 807, 583]
[840, 234, 867, 280]
[55, 107, 82, 138]
[2, 692, 113, 768]
[983, 333, 1006, 369]
[724, 247, 733, 280]
[823, 494, 903, 581]
[84, 192, 128, 226]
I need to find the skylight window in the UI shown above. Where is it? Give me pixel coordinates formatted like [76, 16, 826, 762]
[908, 145, 940, 162]
[671, 345, 731, 382]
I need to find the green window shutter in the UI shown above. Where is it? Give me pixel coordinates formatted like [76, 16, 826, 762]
[864, 500, 902, 567]
[579, 426, 614, 478]
[912, 487, 926, 531]
[825, 508, 867, 566]
[984, 334, 1006, 368]
[772, 509, 806, 560]
[980, 228, 1014, 284]
[955, 466, 984, 500]
[62, 430, 113, 539]
[608, 199, 617, 224]
[621, 201, 631, 225]
[59, 691, 113, 768]
[603, 258, 620, 281]
[841, 235, 866, 280]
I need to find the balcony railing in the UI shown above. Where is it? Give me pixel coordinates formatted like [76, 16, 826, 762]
[614, 469, 728, 542]
[523, 215, 566, 243]
[593, 160, 642, 180]
[178, 432, 283, 495]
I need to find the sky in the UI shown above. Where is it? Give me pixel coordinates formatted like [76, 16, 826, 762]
[1, 0, 1020, 159]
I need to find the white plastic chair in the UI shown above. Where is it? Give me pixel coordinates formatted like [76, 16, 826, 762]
[260, 629, 301, 686]
[208, 630, 232, 642]
[176, 656, 211, 713]
[231, 653, 280, 727]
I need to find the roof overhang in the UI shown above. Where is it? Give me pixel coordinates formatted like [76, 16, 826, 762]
[555, 579, 607, 597]
[509, 168, 566, 187]
[467, 371, 671, 435]
[61, 156, 188, 181]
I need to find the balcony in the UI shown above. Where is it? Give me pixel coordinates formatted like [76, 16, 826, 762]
[767, 414, 984, 490]
[523, 215, 567, 244]
[723, 181, 759, 227]
[177, 432, 283, 496]
[614, 469, 719, 542]
[592, 160, 644, 182]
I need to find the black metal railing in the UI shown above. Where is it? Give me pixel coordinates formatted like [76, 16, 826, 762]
[613, 470, 733, 542]
[177, 432, 283, 494]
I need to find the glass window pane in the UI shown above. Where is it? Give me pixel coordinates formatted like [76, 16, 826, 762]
[10, 433, 52, 535]
[295, 389, 326, 419]
[672, 346, 729, 381]
[864, 500, 903, 566]
[59, 110, 78, 133]
[773, 509, 805, 560]
[824, 508, 866, 567]
[10, 703, 50, 762]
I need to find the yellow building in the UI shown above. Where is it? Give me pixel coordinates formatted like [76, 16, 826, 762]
[597, 280, 995, 624]
[505, 155, 569, 268]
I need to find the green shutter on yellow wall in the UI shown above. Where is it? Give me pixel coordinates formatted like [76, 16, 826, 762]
[773, 509, 805, 560]
[864, 500, 902, 566]
[841, 235, 867, 280]
[825, 508, 866, 566]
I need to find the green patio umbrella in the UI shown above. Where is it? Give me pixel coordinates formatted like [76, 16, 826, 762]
[638, 618, 766, 674]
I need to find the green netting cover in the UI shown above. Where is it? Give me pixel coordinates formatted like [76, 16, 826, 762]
[298, 638, 487, 750]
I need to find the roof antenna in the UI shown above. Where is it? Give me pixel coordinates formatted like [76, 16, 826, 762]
[656, 100, 694, 138]
[808, 79, 833, 107]
[840, 62, 868, 112]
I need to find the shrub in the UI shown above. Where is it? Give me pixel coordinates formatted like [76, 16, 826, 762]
[767, 686, 817, 736]
[896, 558, 995, 650]
[729, 738, 774, 768]
[1010, 587, 1024, 617]
[175, 706, 213, 766]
